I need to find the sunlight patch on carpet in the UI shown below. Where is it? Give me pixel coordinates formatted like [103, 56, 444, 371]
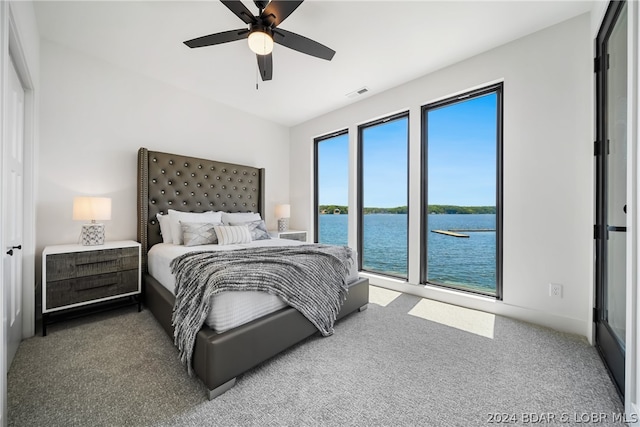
[368, 286, 401, 307]
[408, 299, 495, 339]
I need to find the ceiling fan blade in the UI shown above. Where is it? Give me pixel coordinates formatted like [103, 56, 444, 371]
[273, 29, 335, 61]
[221, 0, 256, 25]
[257, 53, 273, 81]
[261, 1, 303, 27]
[184, 29, 249, 48]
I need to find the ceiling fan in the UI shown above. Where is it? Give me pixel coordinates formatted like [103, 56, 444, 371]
[183, 0, 335, 81]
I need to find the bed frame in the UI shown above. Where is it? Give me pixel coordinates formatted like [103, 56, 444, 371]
[137, 148, 369, 399]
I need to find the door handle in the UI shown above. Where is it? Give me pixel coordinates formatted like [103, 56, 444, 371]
[607, 226, 627, 232]
[6, 245, 21, 256]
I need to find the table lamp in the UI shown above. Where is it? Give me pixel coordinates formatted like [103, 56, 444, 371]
[73, 196, 112, 245]
[275, 204, 290, 232]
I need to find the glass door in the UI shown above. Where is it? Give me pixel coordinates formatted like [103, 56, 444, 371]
[595, 0, 627, 397]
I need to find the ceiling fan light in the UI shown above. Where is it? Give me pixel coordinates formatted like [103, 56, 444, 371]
[248, 30, 274, 55]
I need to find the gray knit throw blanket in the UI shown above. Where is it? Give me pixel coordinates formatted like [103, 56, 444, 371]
[169, 244, 354, 375]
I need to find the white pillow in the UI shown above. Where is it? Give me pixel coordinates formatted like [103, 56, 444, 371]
[168, 209, 223, 245]
[214, 225, 252, 245]
[221, 212, 261, 225]
[156, 213, 173, 244]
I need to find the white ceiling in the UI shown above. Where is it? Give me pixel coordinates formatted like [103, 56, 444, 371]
[34, 1, 596, 127]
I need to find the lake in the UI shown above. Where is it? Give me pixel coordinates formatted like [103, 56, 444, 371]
[318, 213, 496, 293]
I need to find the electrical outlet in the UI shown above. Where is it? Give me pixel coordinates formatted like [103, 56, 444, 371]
[549, 283, 562, 298]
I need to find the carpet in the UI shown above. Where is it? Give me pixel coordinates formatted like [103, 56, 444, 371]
[8, 288, 625, 426]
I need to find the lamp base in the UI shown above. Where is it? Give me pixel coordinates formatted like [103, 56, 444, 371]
[80, 223, 105, 246]
[277, 218, 289, 232]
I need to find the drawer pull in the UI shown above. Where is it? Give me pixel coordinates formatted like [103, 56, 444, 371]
[76, 259, 118, 266]
[75, 274, 121, 291]
[77, 281, 118, 291]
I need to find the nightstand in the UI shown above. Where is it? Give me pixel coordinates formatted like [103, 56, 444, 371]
[269, 230, 307, 242]
[42, 240, 141, 336]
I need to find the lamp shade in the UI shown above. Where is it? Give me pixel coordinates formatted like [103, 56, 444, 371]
[73, 197, 112, 222]
[275, 204, 290, 219]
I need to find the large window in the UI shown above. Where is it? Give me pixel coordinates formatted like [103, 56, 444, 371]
[314, 131, 349, 246]
[422, 84, 503, 297]
[358, 113, 409, 278]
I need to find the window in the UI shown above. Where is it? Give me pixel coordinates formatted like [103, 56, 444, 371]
[422, 84, 503, 297]
[358, 113, 409, 278]
[314, 131, 349, 246]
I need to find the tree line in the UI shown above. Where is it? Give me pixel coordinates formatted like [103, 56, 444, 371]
[319, 205, 496, 215]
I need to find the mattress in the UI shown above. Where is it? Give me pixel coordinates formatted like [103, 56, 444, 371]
[148, 239, 359, 333]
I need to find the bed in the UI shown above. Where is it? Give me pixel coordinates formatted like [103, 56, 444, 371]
[136, 147, 369, 399]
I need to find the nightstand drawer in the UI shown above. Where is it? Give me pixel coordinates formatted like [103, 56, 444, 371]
[42, 241, 142, 336]
[269, 230, 307, 242]
[46, 247, 139, 281]
[282, 232, 306, 242]
[46, 269, 139, 310]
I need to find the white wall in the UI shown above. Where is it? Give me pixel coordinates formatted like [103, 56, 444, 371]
[290, 14, 593, 338]
[37, 39, 290, 296]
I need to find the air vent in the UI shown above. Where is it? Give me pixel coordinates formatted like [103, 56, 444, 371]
[346, 86, 370, 99]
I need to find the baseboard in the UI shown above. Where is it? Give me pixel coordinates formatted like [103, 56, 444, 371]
[362, 273, 590, 341]
[628, 403, 640, 426]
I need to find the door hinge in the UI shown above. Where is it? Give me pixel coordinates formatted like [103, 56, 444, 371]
[594, 56, 601, 73]
[594, 224, 601, 240]
[593, 307, 598, 322]
[594, 140, 600, 155]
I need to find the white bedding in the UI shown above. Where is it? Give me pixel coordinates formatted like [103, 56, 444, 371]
[148, 239, 359, 333]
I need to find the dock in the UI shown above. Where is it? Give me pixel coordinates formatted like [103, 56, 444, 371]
[448, 229, 495, 232]
[431, 230, 470, 238]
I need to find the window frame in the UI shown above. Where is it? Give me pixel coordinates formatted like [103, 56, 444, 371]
[357, 111, 410, 279]
[314, 129, 349, 244]
[420, 83, 504, 299]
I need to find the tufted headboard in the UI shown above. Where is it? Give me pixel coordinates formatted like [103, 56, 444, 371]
[137, 147, 265, 271]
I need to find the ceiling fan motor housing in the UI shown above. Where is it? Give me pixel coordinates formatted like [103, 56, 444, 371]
[250, 23, 274, 37]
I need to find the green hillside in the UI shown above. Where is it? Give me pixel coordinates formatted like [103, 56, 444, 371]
[319, 205, 496, 215]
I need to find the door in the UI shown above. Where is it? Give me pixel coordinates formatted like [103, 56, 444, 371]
[3, 55, 25, 368]
[595, 0, 627, 397]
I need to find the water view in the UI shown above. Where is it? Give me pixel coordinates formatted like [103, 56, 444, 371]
[318, 213, 496, 293]
[315, 87, 501, 296]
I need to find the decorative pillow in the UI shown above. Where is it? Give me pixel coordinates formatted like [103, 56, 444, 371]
[180, 221, 223, 247]
[213, 225, 252, 245]
[221, 211, 261, 225]
[156, 213, 173, 244]
[168, 209, 223, 245]
[230, 219, 270, 241]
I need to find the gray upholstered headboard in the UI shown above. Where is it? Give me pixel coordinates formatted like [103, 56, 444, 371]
[137, 147, 265, 271]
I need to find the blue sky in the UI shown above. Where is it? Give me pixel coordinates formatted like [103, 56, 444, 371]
[428, 93, 497, 206]
[317, 92, 497, 207]
[317, 133, 350, 206]
[361, 118, 408, 207]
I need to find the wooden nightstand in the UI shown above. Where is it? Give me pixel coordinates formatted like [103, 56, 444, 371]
[42, 240, 141, 336]
[269, 230, 307, 242]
